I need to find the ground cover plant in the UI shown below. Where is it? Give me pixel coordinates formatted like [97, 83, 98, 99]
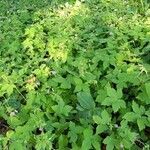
[0, 0, 150, 149]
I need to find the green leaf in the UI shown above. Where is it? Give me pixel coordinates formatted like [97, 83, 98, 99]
[93, 115, 101, 124]
[8, 99, 21, 109]
[145, 82, 150, 98]
[101, 110, 111, 125]
[58, 135, 68, 150]
[52, 99, 72, 116]
[77, 91, 95, 110]
[96, 89, 107, 103]
[96, 124, 108, 134]
[82, 72, 96, 81]
[137, 84, 150, 104]
[81, 138, 92, 150]
[1, 83, 15, 96]
[112, 100, 126, 112]
[132, 101, 140, 114]
[123, 112, 137, 122]
[102, 97, 126, 112]
[9, 141, 25, 150]
[35, 133, 52, 150]
[81, 128, 93, 150]
[74, 77, 83, 92]
[63, 105, 73, 116]
[137, 119, 145, 131]
[53, 77, 71, 89]
[8, 116, 23, 128]
[103, 135, 116, 150]
[118, 127, 137, 149]
[145, 110, 150, 122]
[60, 79, 71, 89]
[92, 135, 101, 150]
[107, 86, 117, 98]
[102, 97, 113, 106]
[93, 110, 111, 133]
[116, 88, 123, 98]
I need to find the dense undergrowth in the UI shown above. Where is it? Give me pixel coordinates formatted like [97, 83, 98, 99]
[0, 0, 150, 149]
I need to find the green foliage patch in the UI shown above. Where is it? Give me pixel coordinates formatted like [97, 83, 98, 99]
[0, 0, 150, 149]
